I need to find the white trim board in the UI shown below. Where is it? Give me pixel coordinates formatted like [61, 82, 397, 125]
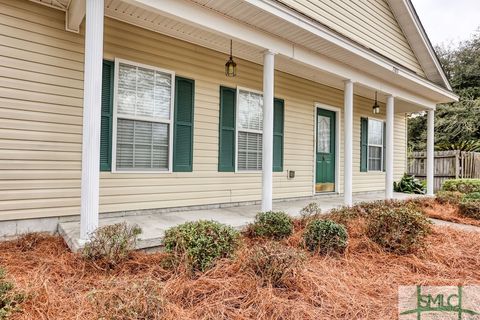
[234, 86, 264, 174]
[313, 102, 341, 195]
[112, 57, 175, 174]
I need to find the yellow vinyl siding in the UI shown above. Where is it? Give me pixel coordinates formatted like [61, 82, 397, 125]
[0, 0, 406, 221]
[278, 0, 425, 76]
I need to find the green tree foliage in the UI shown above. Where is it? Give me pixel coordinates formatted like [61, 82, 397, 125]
[408, 29, 480, 151]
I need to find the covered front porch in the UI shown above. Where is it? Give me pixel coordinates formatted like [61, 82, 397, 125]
[60, 191, 420, 251]
[36, 0, 457, 244]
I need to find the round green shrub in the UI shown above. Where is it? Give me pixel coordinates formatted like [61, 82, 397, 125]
[249, 211, 293, 240]
[465, 192, 480, 200]
[459, 192, 480, 219]
[442, 179, 480, 194]
[163, 220, 240, 272]
[303, 220, 348, 255]
[436, 191, 464, 205]
[366, 206, 431, 255]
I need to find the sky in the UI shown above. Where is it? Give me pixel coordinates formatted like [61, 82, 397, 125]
[410, 0, 480, 47]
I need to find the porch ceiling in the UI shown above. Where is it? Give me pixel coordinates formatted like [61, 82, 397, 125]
[30, 0, 442, 112]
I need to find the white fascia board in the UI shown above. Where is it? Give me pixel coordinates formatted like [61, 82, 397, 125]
[126, 0, 453, 107]
[66, 0, 86, 33]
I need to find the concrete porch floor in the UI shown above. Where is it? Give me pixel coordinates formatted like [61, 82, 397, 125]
[59, 192, 419, 252]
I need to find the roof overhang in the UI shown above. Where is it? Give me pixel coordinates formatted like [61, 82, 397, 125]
[30, 0, 458, 110]
[387, 0, 452, 91]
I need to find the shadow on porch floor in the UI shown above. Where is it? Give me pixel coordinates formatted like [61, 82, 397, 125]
[59, 192, 421, 252]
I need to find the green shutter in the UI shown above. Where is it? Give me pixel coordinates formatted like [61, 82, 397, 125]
[383, 122, 386, 172]
[273, 98, 284, 172]
[173, 76, 195, 172]
[218, 86, 236, 172]
[100, 60, 114, 172]
[360, 117, 368, 172]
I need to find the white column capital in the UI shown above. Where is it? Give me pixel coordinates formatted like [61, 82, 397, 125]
[263, 49, 277, 56]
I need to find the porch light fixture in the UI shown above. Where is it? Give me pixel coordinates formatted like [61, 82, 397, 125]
[225, 40, 237, 77]
[372, 91, 380, 114]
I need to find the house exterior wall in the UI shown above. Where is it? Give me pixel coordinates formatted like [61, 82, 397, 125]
[0, 0, 406, 222]
[277, 0, 426, 76]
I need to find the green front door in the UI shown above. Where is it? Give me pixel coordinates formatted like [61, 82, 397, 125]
[316, 108, 336, 193]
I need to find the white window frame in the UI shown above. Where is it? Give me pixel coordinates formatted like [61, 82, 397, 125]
[235, 86, 264, 173]
[112, 58, 175, 173]
[366, 117, 385, 172]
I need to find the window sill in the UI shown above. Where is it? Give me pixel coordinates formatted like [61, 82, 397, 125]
[235, 170, 263, 174]
[111, 169, 172, 174]
[362, 171, 386, 174]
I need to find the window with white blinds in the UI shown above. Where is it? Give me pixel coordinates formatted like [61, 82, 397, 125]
[113, 59, 174, 171]
[237, 89, 263, 171]
[367, 119, 384, 171]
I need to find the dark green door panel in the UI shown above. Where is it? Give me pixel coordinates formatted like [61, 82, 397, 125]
[315, 108, 336, 192]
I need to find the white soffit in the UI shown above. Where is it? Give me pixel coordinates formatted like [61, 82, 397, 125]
[29, 0, 456, 106]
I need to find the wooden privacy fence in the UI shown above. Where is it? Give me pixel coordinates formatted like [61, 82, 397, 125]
[408, 150, 480, 192]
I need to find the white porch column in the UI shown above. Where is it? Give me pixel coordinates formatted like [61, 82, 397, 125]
[261, 50, 275, 212]
[385, 95, 394, 199]
[426, 110, 435, 196]
[80, 0, 104, 241]
[344, 80, 354, 206]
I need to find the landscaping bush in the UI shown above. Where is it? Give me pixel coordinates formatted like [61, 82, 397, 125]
[366, 206, 431, 254]
[442, 179, 480, 194]
[0, 268, 24, 320]
[303, 220, 348, 255]
[299, 202, 322, 221]
[393, 173, 426, 194]
[245, 242, 305, 287]
[13, 232, 50, 252]
[459, 192, 480, 219]
[325, 205, 364, 225]
[163, 220, 240, 272]
[436, 191, 465, 205]
[248, 211, 293, 240]
[83, 223, 142, 268]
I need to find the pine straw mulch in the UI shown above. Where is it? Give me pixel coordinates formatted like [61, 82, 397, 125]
[421, 200, 480, 227]
[1, 221, 480, 320]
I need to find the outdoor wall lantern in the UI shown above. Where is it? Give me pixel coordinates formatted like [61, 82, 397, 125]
[225, 40, 237, 77]
[372, 91, 381, 114]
